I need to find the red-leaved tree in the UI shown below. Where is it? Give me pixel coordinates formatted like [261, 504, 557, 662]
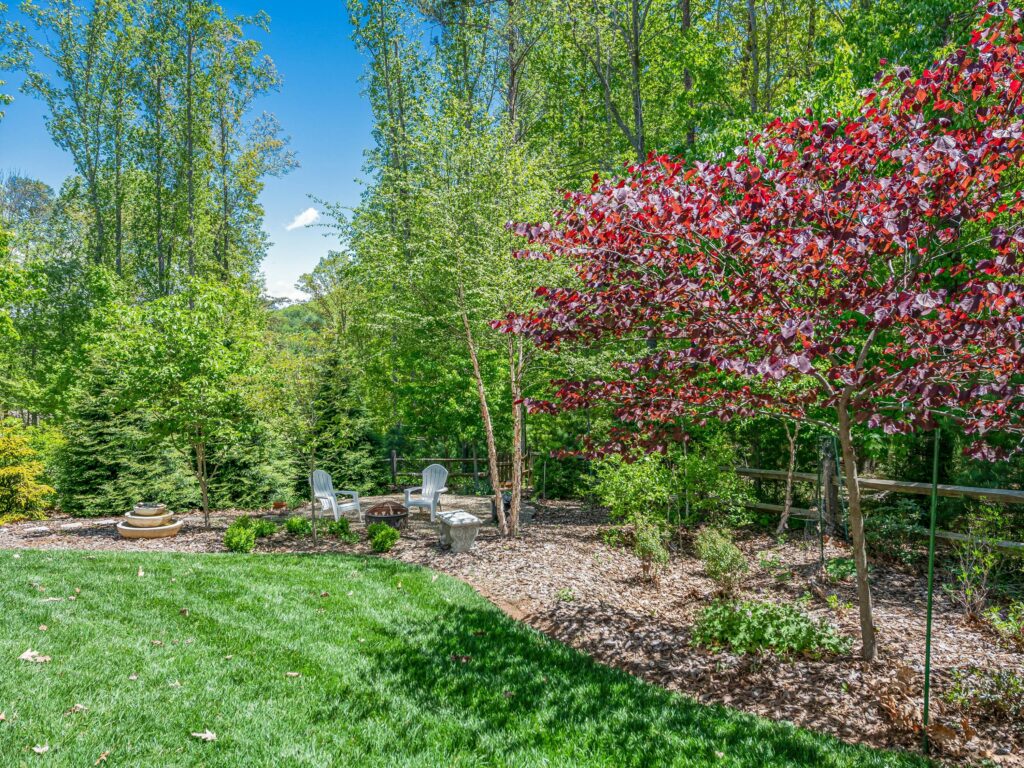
[496, 3, 1024, 661]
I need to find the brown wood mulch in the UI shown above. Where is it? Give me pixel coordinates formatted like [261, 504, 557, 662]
[1, 495, 1021, 765]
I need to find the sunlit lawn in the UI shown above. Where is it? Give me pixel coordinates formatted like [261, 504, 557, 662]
[0, 550, 928, 767]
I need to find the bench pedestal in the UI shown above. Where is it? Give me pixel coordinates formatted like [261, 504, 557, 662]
[438, 510, 482, 553]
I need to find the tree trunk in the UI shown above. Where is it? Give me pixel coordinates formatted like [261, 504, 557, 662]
[628, 0, 646, 164]
[194, 440, 210, 528]
[837, 399, 877, 661]
[776, 421, 800, 534]
[155, 75, 165, 292]
[458, 285, 506, 534]
[508, 336, 525, 537]
[185, 3, 196, 278]
[680, 0, 694, 147]
[746, 0, 759, 114]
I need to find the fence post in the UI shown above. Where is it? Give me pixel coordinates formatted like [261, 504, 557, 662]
[922, 429, 941, 755]
[390, 450, 398, 490]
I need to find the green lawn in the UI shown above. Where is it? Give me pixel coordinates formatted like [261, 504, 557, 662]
[0, 550, 927, 767]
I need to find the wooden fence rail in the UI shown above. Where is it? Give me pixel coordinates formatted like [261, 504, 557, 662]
[388, 451, 535, 491]
[737, 466, 1024, 555]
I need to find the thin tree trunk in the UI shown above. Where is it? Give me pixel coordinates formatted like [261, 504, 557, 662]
[837, 397, 877, 661]
[155, 75, 165, 292]
[746, 0, 759, 114]
[508, 336, 525, 537]
[194, 440, 210, 528]
[776, 421, 800, 534]
[185, 2, 196, 278]
[458, 283, 506, 534]
[628, 0, 645, 164]
[680, 0, 694, 147]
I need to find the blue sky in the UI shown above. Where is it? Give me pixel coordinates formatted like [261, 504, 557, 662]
[0, 0, 373, 300]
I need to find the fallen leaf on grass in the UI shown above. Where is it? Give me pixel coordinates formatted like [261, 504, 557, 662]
[169, 680, 181, 688]
[285, 672, 301, 678]
[19, 649, 51, 663]
[64, 704, 87, 715]
[137, 567, 145, 577]
[502, 690, 514, 698]
[12, 553, 20, 559]
[128, 674, 138, 681]
[320, 591, 329, 598]
[67, 595, 76, 601]
[0, 712, 6, 722]
[347, 590, 353, 596]
[223, 655, 233, 660]
[190, 730, 216, 742]
[431, 574, 438, 582]
[151, 640, 164, 647]
[38, 625, 47, 632]
[42, 597, 63, 603]
[179, 608, 189, 617]
[32, 744, 49, 754]
[450, 654, 472, 664]
[94, 751, 110, 765]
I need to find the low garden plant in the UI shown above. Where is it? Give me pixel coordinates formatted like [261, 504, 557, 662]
[984, 601, 1024, 651]
[285, 515, 312, 536]
[692, 599, 852, 658]
[944, 666, 1024, 723]
[325, 517, 359, 543]
[224, 522, 256, 553]
[695, 528, 748, 595]
[367, 522, 399, 552]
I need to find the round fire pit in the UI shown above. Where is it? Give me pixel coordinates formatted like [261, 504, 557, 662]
[364, 501, 409, 531]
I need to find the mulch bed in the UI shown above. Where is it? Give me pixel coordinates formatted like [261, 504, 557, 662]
[2, 496, 1021, 765]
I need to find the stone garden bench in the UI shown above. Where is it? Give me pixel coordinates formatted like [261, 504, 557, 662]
[437, 510, 482, 553]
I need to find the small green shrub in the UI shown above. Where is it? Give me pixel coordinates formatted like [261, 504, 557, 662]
[325, 518, 358, 543]
[944, 536, 998, 618]
[233, 515, 255, 529]
[692, 599, 852, 658]
[285, 516, 312, 536]
[224, 523, 256, 553]
[252, 519, 278, 538]
[864, 498, 921, 568]
[555, 587, 574, 602]
[984, 601, 1024, 650]
[634, 516, 669, 582]
[944, 666, 1024, 722]
[825, 557, 857, 582]
[695, 527, 748, 595]
[367, 522, 399, 552]
[0, 419, 54, 520]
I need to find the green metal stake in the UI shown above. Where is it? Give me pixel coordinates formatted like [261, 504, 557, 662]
[922, 428, 941, 755]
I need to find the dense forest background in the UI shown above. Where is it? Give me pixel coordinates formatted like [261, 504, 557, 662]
[0, 0, 1021, 548]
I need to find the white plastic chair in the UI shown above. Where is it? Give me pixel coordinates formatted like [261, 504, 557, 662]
[404, 464, 449, 522]
[310, 470, 362, 523]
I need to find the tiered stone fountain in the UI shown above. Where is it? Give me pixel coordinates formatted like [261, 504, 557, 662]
[116, 502, 183, 540]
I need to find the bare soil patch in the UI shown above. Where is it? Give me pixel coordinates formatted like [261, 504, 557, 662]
[2, 495, 1020, 764]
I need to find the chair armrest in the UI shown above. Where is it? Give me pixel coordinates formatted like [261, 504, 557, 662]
[432, 487, 449, 501]
[404, 487, 422, 503]
[337, 490, 360, 502]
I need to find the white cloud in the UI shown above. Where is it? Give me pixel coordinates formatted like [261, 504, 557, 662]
[285, 206, 320, 231]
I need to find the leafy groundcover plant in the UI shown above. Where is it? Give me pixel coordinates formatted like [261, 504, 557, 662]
[693, 600, 852, 659]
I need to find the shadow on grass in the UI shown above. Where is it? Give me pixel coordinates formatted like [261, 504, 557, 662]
[350, 559, 928, 768]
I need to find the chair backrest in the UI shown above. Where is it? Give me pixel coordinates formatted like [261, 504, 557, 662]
[310, 469, 334, 498]
[421, 464, 448, 496]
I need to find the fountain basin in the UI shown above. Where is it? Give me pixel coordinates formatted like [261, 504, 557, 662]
[117, 520, 183, 539]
